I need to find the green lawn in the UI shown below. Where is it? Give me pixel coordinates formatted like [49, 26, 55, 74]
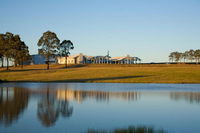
[0, 64, 200, 83]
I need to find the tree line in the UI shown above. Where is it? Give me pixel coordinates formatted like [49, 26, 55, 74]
[0, 31, 74, 70]
[169, 49, 200, 63]
[0, 32, 30, 70]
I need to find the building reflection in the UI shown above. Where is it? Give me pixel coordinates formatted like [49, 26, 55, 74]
[170, 92, 200, 104]
[0, 87, 140, 127]
[0, 87, 29, 126]
[56, 89, 140, 103]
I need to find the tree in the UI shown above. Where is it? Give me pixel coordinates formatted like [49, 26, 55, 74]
[169, 52, 174, 63]
[58, 40, 74, 68]
[0, 34, 5, 67]
[188, 49, 195, 62]
[37, 31, 60, 70]
[15, 41, 31, 68]
[184, 51, 190, 63]
[3, 32, 14, 70]
[169, 52, 182, 63]
[174, 52, 182, 63]
[10, 34, 23, 67]
[194, 49, 200, 64]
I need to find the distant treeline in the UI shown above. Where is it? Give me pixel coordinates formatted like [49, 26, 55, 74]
[0, 31, 74, 70]
[169, 49, 200, 63]
[0, 32, 31, 70]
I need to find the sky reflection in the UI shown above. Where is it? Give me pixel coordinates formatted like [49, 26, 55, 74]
[0, 83, 200, 133]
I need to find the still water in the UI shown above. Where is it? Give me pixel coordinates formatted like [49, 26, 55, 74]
[0, 83, 200, 133]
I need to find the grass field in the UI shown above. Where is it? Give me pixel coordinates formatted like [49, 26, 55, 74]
[0, 64, 200, 83]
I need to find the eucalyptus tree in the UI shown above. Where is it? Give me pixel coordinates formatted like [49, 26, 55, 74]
[3, 32, 14, 70]
[38, 31, 60, 70]
[10, 34, 23, 67]
[58, 40, 74, 68]
[169, 52, 174, 62]
[0, 34, 5, 67]
[194, 49, 200, 64]
[15, 41, 31, 68]
[169, 52, 182, 63]
[174, 52, 182, 63]
[184, 51, 190, 62]
[188, 49, 195, 62]
[0, 32, 19, 69]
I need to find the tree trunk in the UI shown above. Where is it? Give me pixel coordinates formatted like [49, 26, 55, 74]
[47, 61, 49, 70]
[14, 60, 17, 67]
[65, 56, 68, 68]
[1, 58, 3, 67]
[6, 58, 9, 70]
[21, 60, 23, 69]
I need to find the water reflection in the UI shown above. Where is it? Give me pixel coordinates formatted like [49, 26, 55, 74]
[87, 126, 167, 133]
[37, 88, 73, 127]
[57, 89, 140, 103]
[0, 87, 140, 127]
[0, 84, 200, 132]
[0, 87, 29, 126]
[170, 92, 200, 104]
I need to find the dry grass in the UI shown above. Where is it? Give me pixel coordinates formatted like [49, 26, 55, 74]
[0, 64, 200, 83]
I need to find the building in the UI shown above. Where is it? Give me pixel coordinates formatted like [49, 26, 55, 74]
[110, 55, 141, 64]
[57, 53, 141, 65]
[57, 53, 87, 64]
[31, 54, 57, 65]
[0, 57, 14, 67]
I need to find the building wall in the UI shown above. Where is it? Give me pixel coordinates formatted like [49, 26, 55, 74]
[31, 55, 46, 64]
[57, 53, 86, 65]
[0, 57, 14, 67]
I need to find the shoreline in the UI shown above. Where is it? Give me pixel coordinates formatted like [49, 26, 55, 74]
[1, 81, 200, 84]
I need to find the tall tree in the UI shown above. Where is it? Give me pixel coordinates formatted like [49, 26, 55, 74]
[15, 41, 31, 68]
[194, 49, 200, 64]
[169, 52, 182, 63]
[58, 40, 74, 68]
[37, 31, 60, 70]
[0, 34, 5, 67]
[169, 52, 174, 63]
[174, 52, 182, 63]
[184, 51, 190, 63]
[4, 32, 14, 70]
[188, 49, 195, 62]
[10, 34, 23, 67]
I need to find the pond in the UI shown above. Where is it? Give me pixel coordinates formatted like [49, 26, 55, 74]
[0, 83, 200, 133]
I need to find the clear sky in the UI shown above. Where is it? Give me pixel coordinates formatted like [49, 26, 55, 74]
[0, 0, 200, 62]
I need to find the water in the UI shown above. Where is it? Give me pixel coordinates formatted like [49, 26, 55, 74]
[0, 83, 200, 133]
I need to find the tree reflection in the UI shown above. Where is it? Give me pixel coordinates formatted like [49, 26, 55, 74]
[37, 88, 73, 127]
[87, 126, 167, 133]
[170, 92, 200, 104]
[0, 87, 29, 126]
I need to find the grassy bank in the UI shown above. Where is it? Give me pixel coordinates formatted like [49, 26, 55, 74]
[0, 64, 200, 83]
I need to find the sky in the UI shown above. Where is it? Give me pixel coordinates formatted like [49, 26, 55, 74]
[0, 0, 200, 63]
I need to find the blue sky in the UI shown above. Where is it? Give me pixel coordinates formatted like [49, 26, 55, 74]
[0, 0, 200, 62]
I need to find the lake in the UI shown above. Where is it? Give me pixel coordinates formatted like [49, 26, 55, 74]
[0, 83, 200, 133]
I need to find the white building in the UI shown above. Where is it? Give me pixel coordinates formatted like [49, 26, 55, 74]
[57, 53, 141, 65]
[0, 57, 14, 67]
[57, 53, 87, 64]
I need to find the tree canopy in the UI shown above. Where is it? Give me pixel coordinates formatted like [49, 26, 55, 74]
[0, 32, 30, 70]
[38, 31, 60, 70]
[58, 40, 74, 68]
[169, 49, 200, 63]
